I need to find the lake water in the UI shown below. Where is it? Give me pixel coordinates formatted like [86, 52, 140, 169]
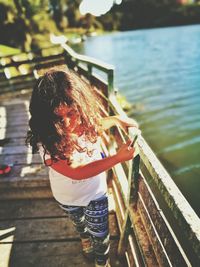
[74, 25, 200, 216]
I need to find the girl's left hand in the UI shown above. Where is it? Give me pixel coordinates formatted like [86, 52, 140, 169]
[116, 115, 138, 133]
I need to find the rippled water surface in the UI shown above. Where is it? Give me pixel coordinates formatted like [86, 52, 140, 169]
[74, 25, 200, 215]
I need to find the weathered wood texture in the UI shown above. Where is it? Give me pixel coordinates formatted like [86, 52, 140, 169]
[0, 93, 125, 266]
[1, 46, 200, 266]
[111, 176, 159, 267]
[1, 241, 95, 267]
[0, 199, 64, 219]
[138, 175, 191, 266]
[0, 154, 41, 165]
[0, 199, 124, 267]
[107, 89, 200, 266]
[137, 137, 200, 265]
[0, 97, 51, 199]
[0, 214, 118, 242]
[0, 240, 124, 267]
[0, 53, 64, 70]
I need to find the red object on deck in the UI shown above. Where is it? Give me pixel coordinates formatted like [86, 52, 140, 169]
[0, 165, 11, 175]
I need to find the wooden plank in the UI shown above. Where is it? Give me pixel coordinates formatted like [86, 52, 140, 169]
[0, 112, 28, 120]
[0, 239, 125, 267]
[0, 187, 52, 200]
[111, 177, 125, 230]
[0, 145, 32, 155]
[138, 175, 191, 266]
[0, 91, 31, 104]
[138, 136, 200, 259]
[0, 116, 29, 128]
[0, 174, 49, 189]
[125, 241, 138, 267]
[0, 217, 77, 242]
[0, 199, 119, 235]
[34, 59, 66, 71]
[0, 214, 119, 242]
[0, 76, 34, 89]
[129, 205, 159, 267]
[0, 161, 50, 200]
[0, 117, 28, 127]
[0, 164, 48, 182]
[0, 53, 64, 70]
[111, 174, 159, 266]
[0, 125, 29, 138]
[137, 198, 171, 267]
[0, 192, 103, 216]
[0, 199, 64, 219]
[0, 145, 33, 155]
[0, 241, 94, 267]
[0, 83, 33, 94]
[0, 73, 33, 81]
[118, 210, 131, 256]
[0, 137, 29, 147]
[0, 100, 29, 110]
[91, 73, 108, 97]
[0, 153, 41, 165]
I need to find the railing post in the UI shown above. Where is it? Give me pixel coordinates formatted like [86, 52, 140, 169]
[108, 69, 114, 94]
[87, 64, 92, 81]
[63, 51, 73, 69]
[131, 154, 141, 204]
[117, 150, 141, 257]
[117, 210, 132, 256]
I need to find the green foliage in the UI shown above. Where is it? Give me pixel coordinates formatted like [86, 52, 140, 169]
[0, 44, 20, 56]
[1, 0, 200, 54]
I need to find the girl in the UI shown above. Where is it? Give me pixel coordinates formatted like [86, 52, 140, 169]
[26, 67, 137, 267]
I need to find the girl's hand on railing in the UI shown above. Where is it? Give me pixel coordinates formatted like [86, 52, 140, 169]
[116, 140, 135, 162]
[115, 115, 139, 133]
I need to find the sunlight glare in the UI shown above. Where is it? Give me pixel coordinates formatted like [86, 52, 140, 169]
[0, 107, 6, 140]
[0, 227, 15, 267]
[80, 0, 119, 16]
[50, 33, 68, 44]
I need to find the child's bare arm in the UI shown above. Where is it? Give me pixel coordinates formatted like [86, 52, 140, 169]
[100, 116, 117, 130]
[101, 115, 138, 132]
[45, 140, 134, 180]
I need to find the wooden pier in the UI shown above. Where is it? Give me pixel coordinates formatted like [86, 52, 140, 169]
[0, 92, 127, 267]
[0, 44, 200, 267]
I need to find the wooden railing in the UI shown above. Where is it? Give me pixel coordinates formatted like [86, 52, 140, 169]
[0, 45, 64, 93]
[0, 44, 199, 266]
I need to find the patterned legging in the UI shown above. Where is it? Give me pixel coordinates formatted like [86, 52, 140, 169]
[59, 194, 109, 265]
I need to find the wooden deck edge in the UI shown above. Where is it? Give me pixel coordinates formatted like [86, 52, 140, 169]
[0, 175, 51, 199]
[0, 186, 52, 200]
[0, 176, 49, 188]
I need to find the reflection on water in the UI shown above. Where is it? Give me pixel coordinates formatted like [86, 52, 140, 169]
[74, 25, 200, 216]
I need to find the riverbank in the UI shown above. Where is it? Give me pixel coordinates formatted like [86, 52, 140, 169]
[0, 28, 106, 57]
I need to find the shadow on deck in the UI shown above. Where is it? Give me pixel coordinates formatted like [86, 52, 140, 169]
[0, 199, 124, 267]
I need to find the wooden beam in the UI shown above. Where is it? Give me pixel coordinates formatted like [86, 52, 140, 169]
[138, 136, 200, 259]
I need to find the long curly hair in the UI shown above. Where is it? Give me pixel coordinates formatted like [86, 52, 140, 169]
[26, 66, 103, 164]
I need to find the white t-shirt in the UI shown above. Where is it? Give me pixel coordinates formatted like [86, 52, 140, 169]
[39, 135, 107, 206]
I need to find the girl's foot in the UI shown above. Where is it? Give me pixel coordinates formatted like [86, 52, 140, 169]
[81, 237, 94, 261]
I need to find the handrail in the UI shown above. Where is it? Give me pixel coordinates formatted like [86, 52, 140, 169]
[0, 43, 199, 265]
[109, 92, 200, 261]
[62, 43, 114, 93]
[61, 43, 114, 72]
[138, 136, 200, 242]
[55, 45, 200, 263]
[0, 53, 64, 70]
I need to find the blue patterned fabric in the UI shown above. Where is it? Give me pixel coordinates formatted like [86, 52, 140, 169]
[59, 194, 109, 265]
